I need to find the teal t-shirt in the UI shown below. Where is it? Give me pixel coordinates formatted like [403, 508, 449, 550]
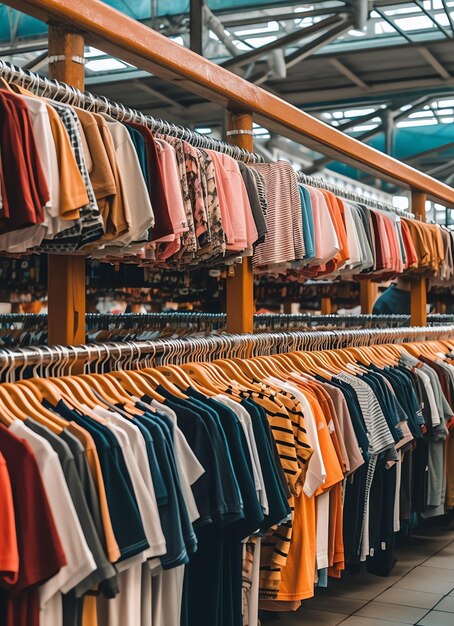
[372, 285, 410, 315]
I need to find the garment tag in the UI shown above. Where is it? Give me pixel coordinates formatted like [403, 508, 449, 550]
[381, 542, 386, 550]
[328, 419, 335, 433]
[369, 548, 374, 557]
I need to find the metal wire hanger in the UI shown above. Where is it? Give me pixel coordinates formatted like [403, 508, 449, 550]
[297, 171, 415, 220]
[0, 59, 264, 165]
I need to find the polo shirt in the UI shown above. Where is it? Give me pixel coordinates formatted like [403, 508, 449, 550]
[25, 419, 117, 598]
[134, 410, 190, 570]
[0, 424, 66, 626]
[44, 399, 148, 561]
[154, 389, 243, 522]
[241, 399, 291, 531]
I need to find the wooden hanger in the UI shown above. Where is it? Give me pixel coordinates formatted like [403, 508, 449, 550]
[211, 358, 259, 392]
[155, 364, 195, 390]
[2, 382, 64, 433]
[178, 362, 221, 396]
[0, 387, 23, 425]
[139, 367, 188, 399]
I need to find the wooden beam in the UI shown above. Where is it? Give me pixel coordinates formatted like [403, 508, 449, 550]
[226, 111, 255, 334]
[321, 296, 332, 315]
[410, 190, 427, 327]
[47, 26, 86, 346]
[411, 277, 427, 327]
[5, 0, 454, 205]
[360, 281, 377, 314]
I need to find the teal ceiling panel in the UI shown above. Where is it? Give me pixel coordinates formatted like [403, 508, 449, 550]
[0, 0, 294, 43]
[328, 126, 454, 182]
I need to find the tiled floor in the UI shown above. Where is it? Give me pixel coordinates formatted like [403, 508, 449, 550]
[260, 525, 454, 625]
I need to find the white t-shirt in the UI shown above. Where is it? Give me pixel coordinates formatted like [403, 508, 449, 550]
[215, 394, 269, 515]
[101, 117, 155, 245]
[148, 398, 205, 523]
[265, 376, 326, 496]
[90, 406, 166, 561]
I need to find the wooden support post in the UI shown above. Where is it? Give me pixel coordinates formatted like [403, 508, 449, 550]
[47, 26, 86, 345]
[410, 190, 427, 327]
[360, 281, 377, 314]
[225, 111, 255, 333]
[321, 297, 332, 315]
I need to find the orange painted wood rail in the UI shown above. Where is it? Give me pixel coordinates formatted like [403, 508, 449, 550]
[7, 0, 454, 206]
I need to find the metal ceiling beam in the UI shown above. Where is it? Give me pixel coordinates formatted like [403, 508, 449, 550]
[441, 0, 454, 36]
[0, 40, 48, 56]
[132, 80, 187, 113]
[280, 74, 454, 106]
[202, 5, 242, 57]
[329, 57, 368, 89]
[22, 50, 48, 71]
[190, 0, 204, 55]
[414, 0, 451, 39]
[373, 7, 413, 43]
[426, 160, 454, 177]
[221, 14, 345, 71]
[307, 96, 433, 174]
[251, 17, 352, 85]
[282, 17, 352, 70]
[220, 5, 351, 28]
[418, 46, 451, 79]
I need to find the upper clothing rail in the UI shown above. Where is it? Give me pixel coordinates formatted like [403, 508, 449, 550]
[6, 0, 454, 207]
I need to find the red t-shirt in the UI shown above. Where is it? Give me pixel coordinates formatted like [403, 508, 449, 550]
[0, 451, 18, 586]
[0, 89, 48, 233]
[127, 122, 174, 241]
[0, 424, 66, 626]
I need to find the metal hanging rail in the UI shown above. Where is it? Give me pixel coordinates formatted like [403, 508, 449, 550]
[5, 0, 454, 204]
[1, 325, 454, 374]
[1, 313, 454, 333]
[0, 60, 417, 222]
[0, 60, 263, 164]
[297, 172, 415, 220]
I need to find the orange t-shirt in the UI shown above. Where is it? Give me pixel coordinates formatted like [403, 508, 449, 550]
[68, 422, 120, 563]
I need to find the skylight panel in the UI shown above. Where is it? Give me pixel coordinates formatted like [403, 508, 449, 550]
[394, 15, 435, 30]
[85, 58, 127, 72]
[397, 119, 438, 127]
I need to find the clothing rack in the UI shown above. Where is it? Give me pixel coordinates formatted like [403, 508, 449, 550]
[3, 0, 454, 340]
[2, 314, 454, 349]
[0, 60, 263, 165]
[297, 172, 415, 220]
[255, 313, 454, 329]
[1, 325, 454, 379]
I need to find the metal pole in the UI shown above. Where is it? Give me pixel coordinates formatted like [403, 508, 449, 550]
[222, 14, 347, 71]
[190, 0, 204, 55]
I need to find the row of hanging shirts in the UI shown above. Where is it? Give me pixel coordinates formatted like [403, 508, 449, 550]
[0, 69, 453, 281]
[0, 79, 265, 265]
[257, 166, 453, 283]
[1, 333, 454, 626]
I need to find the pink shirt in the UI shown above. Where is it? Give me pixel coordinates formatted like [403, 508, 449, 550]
[208, 151, 257, 251]
[155, 139, 189, 260]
